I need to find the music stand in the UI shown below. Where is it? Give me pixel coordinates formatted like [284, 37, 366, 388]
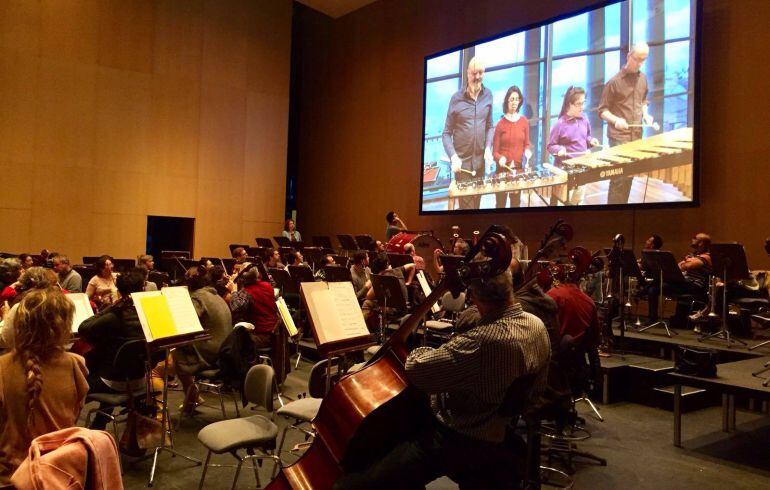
[700, 243, 750, 347]
[255, 237, 274, 248]
[638, 250, 683, 337]
[246, 246, 265, 259]
[370, 274, 408, 342]
[387, 253, 414, 268]
[312, 236, 334, 250]
[301, 247, 324, 271]
[323, 265, 352, 283]
[337, 234, 359, 253]
[273, 236, 291, 247]
[331, 255, 350, 268]
[613, 249, 642, 336]
[355, 235, 375, 251]
[228, 244, 249, 254]
[288, 265, 315, 293]
[270, 268, 297, 295]
[112, 258, 136, 273]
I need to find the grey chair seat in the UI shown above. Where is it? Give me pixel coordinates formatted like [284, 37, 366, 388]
[425, 320, 453, 330]
[277, 397, 322, 422]
[198, 415, 279, 453]
[86, 388, 146, 406]
[197, 369, 221, 379]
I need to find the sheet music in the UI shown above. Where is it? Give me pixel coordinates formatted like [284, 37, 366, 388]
[416, 271, 440, 314]
[66, 293, 94, 333]
[328, 282, 369, 338]
[302, 282, 369, 345]
[162, 287, 203, 335]
[276, 297, 298, 337]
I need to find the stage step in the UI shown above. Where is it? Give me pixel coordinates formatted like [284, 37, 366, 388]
[653, 384, 711, 413]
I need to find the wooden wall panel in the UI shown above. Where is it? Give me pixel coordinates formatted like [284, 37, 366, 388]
[34, 59, 97, 169]
[294, 0, 770, 268]
[95, 68, 153, 174]
[0, 0, 292, 263]
[0, 1, 40, 56]
[39, 0, 100, 64]
[0, 49, 38, 166]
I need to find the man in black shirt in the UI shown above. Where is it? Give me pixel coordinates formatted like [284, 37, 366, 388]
[442, 56, 495, 209]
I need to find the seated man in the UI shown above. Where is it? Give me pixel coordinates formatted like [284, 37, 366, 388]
[334, 272, 551, 489]
[403, 243, 425, 272]
[547, 273, 601, 349]
[52, 255, 83, 293]
[647, 233, 711, 322]
[349, 251, 372, 300]
[432, 239, 471, 275]
[361, 253, 415, 326]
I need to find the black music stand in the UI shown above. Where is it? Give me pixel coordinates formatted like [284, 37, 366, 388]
[301, 247, 324, 271]
[246, 246, 265, 259]
[638, 250, 683, 337]
[699, 243, 750, 347]
[273, 236, 291, 247]
[323, 265, 352, 283]
[270, 268, 297, 296]
[228, 244, 249, 254]
[331, 255, 350, 268]
[387, 253, 414, 268]
[355, 235, 375, 251]
[255, 237, 274, 248]
[112, 258, 136, 273]
[612, 249, 643, 337]
[288, 265, 315, 291]
[337, 234, 359, 253]
[371, 274, 408, 343]
[312, 236, 334, 250]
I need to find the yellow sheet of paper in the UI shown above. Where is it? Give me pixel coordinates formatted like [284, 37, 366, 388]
[140, 295, 177, 340]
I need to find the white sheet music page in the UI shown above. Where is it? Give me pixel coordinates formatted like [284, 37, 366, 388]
[66, 293, 94, 333]
[161, 286, 204, 335]
[327, 282, 369, 338]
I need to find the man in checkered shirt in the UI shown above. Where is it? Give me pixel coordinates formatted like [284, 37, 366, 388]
[335, 271, 551, 489]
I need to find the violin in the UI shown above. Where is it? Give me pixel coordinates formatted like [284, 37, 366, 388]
[266, 226, 512, 489]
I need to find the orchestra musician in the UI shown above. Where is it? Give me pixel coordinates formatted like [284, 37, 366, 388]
[442, 56, 495, 210]
[547, 86, 600, 205]
[432, 239, 471, 276]
[647, 233, 711, 323]
[282, 219, 302, 243]
[403, 243, 426, 271]
[334, 272, 551, 489]
[492, 85, 532, 208]
[385, 211, 408, 240]
[599, 42, 655, 204]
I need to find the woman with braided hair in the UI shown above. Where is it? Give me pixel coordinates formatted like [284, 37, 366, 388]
[0, 288, 88, 485]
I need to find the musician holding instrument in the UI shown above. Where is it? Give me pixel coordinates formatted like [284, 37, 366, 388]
[442, 56, 495, 210]
[492, 85, 532, 208]
[547, 86, 600, 205]
[599, 42, 655, 204]
[282, 219, 302, 243]
[335, 272, 551, 489]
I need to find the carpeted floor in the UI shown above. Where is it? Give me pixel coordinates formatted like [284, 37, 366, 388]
[100, 360, 770, 489]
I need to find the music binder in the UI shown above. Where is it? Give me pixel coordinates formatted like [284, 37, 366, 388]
[66, 293, 94, 333]
[131, 286, 206, 346]
[301, 281, 375, 357]
[276, 296, 298, 337]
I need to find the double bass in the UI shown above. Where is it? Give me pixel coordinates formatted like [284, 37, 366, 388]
[266, 226, 513, 489]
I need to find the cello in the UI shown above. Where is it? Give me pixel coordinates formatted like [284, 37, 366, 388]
[266, 226, 513, 489]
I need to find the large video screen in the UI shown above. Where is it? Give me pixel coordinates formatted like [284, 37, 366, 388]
[420, 0, 699, 213]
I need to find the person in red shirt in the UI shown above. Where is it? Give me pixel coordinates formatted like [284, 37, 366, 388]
[492, 85, 532, 208]
[546, 276, 600, 348]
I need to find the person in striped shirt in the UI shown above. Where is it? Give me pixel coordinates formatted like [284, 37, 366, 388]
[334, 271, 551, 490]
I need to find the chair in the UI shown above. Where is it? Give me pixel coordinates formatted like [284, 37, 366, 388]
[178, 367, 241, 428]
[84, 339, 150, 441]
[425, 291, 466, 342]
[197, 364, 282, 490]
[539, 335, 606, 474]
[275, 360, 331, 461]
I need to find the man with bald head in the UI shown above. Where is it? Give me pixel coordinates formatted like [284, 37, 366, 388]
[647, 232, 712, 323]
[442, 56, 495, 209]
[599, 42, 655, 204]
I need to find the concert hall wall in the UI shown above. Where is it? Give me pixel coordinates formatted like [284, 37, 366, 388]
[293, 0, 770, 265]
[0, 0, 291, 261]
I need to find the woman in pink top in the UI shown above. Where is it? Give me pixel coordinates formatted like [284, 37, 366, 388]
[0, 288, 89, 485]
[86, 255, 118, 310]
[492, 85, 532, 208]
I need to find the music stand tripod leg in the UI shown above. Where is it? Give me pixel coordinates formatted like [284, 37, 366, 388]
[637, 274, 677, 337]
[749, 339, 770, 351]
